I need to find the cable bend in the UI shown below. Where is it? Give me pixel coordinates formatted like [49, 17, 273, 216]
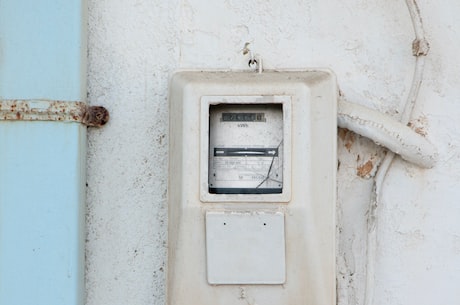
[338, 99, 437, 168]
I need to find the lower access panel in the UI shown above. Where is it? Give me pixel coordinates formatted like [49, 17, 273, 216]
[206, 211, 285, 284]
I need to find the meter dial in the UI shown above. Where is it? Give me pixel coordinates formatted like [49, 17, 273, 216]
[208, 103, 283, 194]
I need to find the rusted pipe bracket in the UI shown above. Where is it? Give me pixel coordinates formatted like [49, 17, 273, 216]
[0, 100, 109, 127]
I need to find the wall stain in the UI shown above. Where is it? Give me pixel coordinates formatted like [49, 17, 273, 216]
[338, 128, 356, 152]
[408, 115, 428, 137]
[357, 159, 374, 178]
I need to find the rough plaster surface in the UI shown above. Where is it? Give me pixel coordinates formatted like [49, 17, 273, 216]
[86, 1, 460, 304]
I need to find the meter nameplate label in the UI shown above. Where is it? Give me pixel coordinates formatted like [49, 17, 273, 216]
[207, 101, 285, 194]
[221, 112, 266, 122]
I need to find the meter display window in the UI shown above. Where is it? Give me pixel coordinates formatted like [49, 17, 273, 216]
[208, 104, 283, 194]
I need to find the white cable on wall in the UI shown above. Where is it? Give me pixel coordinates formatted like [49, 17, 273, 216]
[363, 1, 430, 305]
[338, 99, 437, 168]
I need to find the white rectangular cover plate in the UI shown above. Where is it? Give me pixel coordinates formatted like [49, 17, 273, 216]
[206, 211, 286, 284]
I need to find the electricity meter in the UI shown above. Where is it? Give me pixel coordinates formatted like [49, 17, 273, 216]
[208, 102, 283, 194]
[168, 71, 337, 305]
[200, 94, 291, 203]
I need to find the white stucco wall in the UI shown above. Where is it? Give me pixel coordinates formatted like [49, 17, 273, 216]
[85, 1, 460, 304]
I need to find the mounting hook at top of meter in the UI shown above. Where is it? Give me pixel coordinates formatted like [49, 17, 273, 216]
[242, 42, 263, 73]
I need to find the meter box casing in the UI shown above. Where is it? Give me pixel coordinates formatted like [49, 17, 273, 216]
[168, 71, 337, 305]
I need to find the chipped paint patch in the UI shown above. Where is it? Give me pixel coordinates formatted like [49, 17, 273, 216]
[408, 115, 428, 137]
[338, 128, 356, 152]
[356, 155, 382, 178]
[357, 159, 374, 178]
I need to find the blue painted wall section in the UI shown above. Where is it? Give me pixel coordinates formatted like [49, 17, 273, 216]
[0, 122, 86, 305]
[0, 1, 87, 305]
[0, 0, 87, 100]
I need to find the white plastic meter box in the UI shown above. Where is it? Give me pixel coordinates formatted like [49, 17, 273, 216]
[168, 71, 337, 305]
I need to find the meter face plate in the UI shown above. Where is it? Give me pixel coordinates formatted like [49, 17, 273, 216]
[208, 103, 283, 194]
